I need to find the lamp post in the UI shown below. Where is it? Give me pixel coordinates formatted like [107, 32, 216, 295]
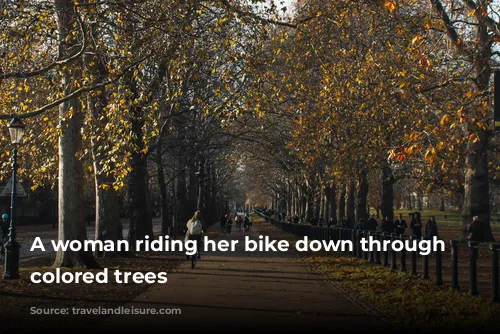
[4, 117, 25, 279]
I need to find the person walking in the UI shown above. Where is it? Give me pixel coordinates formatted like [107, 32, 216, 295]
[226, 214, 233, 235]
[410, 212, 422, 239]
[394, 213, 407, 236]
[425, 216, 439, 239]
[219, 214, 227, 235]
[381, 217, 394, 233]
[354, 219, 364, 230]
[366, 214, 378, 231]
[467, 216, 482, 243]
[1, 213, 9, 259]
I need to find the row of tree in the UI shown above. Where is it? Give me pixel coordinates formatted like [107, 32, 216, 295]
[0, 0, 284, 267]
[237, 0, 500, 242]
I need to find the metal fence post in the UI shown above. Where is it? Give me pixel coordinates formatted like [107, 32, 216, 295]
[400, 234, 407, 273]
[490, 244, 500, 303]
[410, 235, 417, 275]
[383, 232, 389, 267]
[422, 236, 429, 279]
[391, 233, 397, 270]
[468, 241, 478, 296]
[450, 240, 459, 290]
[375, 231, 381, 264]
[435, 238, 443, 285]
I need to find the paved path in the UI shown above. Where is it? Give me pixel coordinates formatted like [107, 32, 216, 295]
[101, 220, 394, 331]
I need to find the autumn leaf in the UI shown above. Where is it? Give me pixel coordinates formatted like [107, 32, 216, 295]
[384, 1, 397, 12]
[440, 114, 450, 125]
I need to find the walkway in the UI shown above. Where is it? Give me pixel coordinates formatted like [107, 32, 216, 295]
[100, 219, 394, 331]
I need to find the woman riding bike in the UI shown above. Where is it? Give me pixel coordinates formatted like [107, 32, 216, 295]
[185, 211, 205, 266]
[243, 214, 252, 233]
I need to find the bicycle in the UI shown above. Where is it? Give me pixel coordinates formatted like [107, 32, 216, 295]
[185, 233, 202, 269]
[191, 249, 199, 269]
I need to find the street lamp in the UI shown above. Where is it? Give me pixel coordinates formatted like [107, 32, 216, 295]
[4, 117, 25, 279]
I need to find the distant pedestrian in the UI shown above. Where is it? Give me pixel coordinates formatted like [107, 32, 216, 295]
[410, 212, 422, 238]
[467, 216, 482, 243]
[354, 219, 364, 230]
[1, 213, 9, 239]
[394, 214, 407, 236]
[425, 216, 439, 239]
[365, 214, 378, 231]
[226, 215, 233, 234]
[220, 214, 227, 234]
[381, 217, 394, 233]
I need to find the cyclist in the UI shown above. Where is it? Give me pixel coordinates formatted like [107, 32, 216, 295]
[243, 214, 251, 233]
[1, 214, 9, 259]
[185, 210, 204, 260]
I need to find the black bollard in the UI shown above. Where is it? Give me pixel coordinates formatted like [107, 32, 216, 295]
[468, 241, 478, 296]
[375, 232, 381, 264]
[383, 232, 389, 267]
[422, 237, 429, 279]
[391, 233, 397, 270]
[410, 235, 417, 276]
[400, 234, 407, 273]
[450, 240, 459, 290]
[491, 244, 500, 303]
[435, 238, 443, 285]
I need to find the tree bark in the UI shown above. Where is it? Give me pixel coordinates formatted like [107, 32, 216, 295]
[346, 180, 355, 226]
[156, 142, 169, 236]
[85, 20, 120, 258]
[381, 166, 395, 222]
[461, 129, 494, 241]
[53, 0, 99, 268]
[327, 186, 336, 222]
[356, 170, 368, 223]
[338, 186, 346, 220]
[439, 197, 445, 211]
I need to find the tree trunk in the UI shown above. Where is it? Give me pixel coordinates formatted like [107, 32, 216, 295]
[327, 186, 336, 222]
[356, 170, 368, 223]
[145, 168, 153, 236]
[176, 166, 189, 225]
[85, 22, 120, 258]
[338, 186, 346, 220]
[125, 96, 154, 252]
[461, 129, 494, 242]
[381, 166, 395, 222]
[53, 0, 99, 268]
[156, 142, 169, 236]
[305, 193, 313, 222]
[346, 180, 355, 226]
[439, 197, 445, 212]
[187, 160, 198, 215]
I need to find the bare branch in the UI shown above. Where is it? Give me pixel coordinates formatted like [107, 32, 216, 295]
[0, 5, 87, 80]
[218, 0, 315, 29]
[0, 51, 155, 120]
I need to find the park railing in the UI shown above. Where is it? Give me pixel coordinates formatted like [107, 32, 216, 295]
[253, 211, 500, 304]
